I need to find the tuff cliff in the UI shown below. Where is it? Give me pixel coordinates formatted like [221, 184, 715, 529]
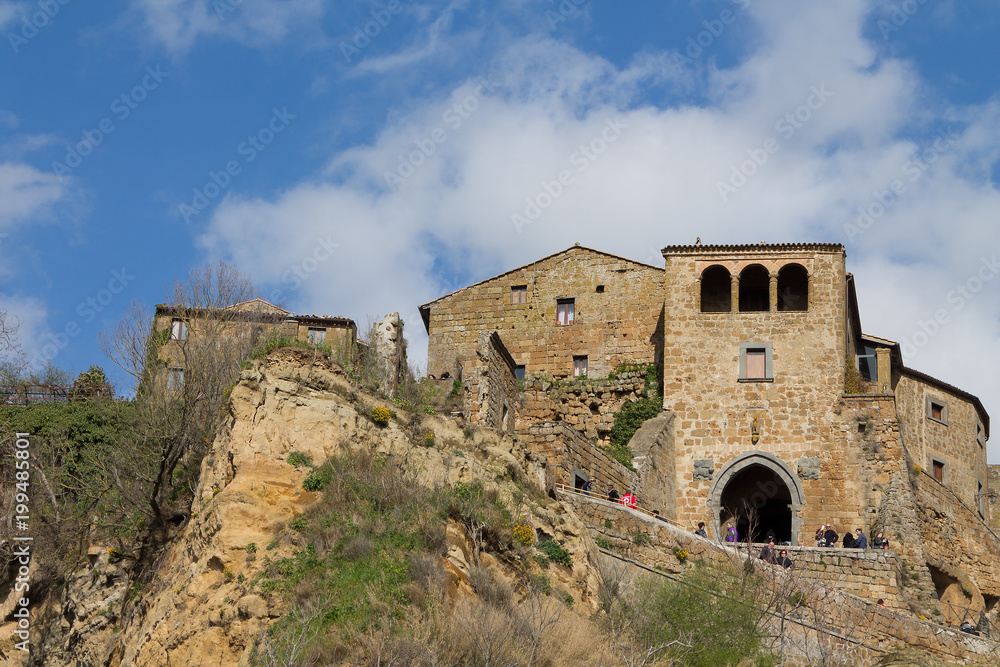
[21, 347, 600, 666]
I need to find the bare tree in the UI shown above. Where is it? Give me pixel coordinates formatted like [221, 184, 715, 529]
[98, 262, 281, 541]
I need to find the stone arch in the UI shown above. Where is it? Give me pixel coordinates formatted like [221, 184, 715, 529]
[738, 264, 770, 312]
[777, 263, 809, 311]
[700, 265, 731, 312]
[708, 451, 805, 545]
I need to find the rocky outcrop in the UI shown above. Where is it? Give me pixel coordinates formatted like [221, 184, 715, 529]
[25, 347, 598, 667]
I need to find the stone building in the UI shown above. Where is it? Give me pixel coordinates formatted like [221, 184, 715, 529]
[419, 244, 664, 381]
[154, 298, 356, 386]
[422, 242, 991, 548]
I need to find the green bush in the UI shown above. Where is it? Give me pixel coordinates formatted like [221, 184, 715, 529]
[450, 379, 463, 397]
[536, 539, 573, 567]
[287, 451, 313, 468]
[606, 396, 662, 468]
[302, 469, 330, 492]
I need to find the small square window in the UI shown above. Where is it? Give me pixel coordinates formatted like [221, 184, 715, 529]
[171, 318, 188, 341]
[926, 397, 948, 425]
[557, 298, 575, 325]
[515, 365, 526, 381]
[573, 356, 587, 377]
[738, 342, 773, 381]
[308, 327, 326, 345]
[596, 285, 605, 293]
[511, 285, 527, 305]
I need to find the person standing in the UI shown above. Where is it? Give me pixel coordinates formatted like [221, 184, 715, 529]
[607, 485, 620, 503]
[724, 522, 738, 543]
[759, 538, 777, 564]
[872, 531, 888, 549]
[776, 549, 792, 569]
[694, 522, 708, 538]
[824, 524, 838, 547]
[854, 528, 868, 549]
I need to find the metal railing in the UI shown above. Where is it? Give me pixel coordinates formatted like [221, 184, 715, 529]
[554, 483, 689, 530]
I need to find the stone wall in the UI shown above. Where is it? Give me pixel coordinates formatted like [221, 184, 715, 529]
[895, 372, 988, 513]
[564, 491, 1000, 663]
[517, 372, 648, 444]
[462, 331, 517, 433]
[914, 471, 1000, 627]
[521, 421, 636, 496]
[988, 464, 1000, 531]
[422, 245, 665, 379]
[661, 246, 854, 542]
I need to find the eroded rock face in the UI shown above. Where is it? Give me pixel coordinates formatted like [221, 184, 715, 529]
[28, 347, 597, 667]
[369, 312, 406, 397]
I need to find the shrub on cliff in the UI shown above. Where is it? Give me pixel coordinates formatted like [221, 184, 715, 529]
[606, 396, 662, 468]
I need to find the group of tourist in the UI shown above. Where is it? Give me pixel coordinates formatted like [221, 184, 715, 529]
[814, 524, 890, 549]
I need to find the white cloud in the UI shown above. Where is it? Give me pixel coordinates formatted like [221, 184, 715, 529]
[199, 2, 1000, 454]
[0, 2, 21, 31]
[0, 162, 72, 230]
[129, 0, 325, 54]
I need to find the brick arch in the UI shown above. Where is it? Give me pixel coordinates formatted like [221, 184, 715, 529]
[707, 450, 805, 545]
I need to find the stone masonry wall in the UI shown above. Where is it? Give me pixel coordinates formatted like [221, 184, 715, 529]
[463, 331, 517, 433]
[895, 373, 988, 514]
[521, 421, 636, 496]
[517, 372, 647, 445]
[563, 492, 1000, 663]
[424, 246, 665, 379]
[661, 248, 852, 543]
[914, 471, 1000, 627]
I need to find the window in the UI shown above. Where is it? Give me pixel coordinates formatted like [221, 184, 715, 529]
[700, 265, 731, 312]
[170, 318, 188, 340]
[166, 367, 184, 391]
[926, 397, 948, 425]
[857, 345, 878, 382]
[979, 481, 986, 517]
[739, 265, 770, 312]
[307, 327, 326, 345]
[556, 298, 575, 325]
[573, 355, 588, 377]
[932, 459, 945, 483]
[511, 285, 527, 305]
[739, 342, 773, 381]
[515, 365, 526, 381]
[595, 285, 605, 293]
[776, 263, 808, 311]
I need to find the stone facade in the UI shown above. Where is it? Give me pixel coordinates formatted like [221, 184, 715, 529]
[519, 421, 636, 496]
[154, 298, 356, 372]
[462, 331, 517, 433]
[419, 245, 664, 380]
[424, 241, 996, 627]
[517, 372, 647, 444]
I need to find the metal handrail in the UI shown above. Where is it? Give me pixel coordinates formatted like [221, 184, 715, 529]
[554, 483, 689, 530]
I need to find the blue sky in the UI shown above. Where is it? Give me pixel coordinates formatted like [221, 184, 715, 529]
[2, 1, 1000, 457]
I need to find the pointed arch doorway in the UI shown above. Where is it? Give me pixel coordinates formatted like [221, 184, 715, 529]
[708, 451, 805, 545]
